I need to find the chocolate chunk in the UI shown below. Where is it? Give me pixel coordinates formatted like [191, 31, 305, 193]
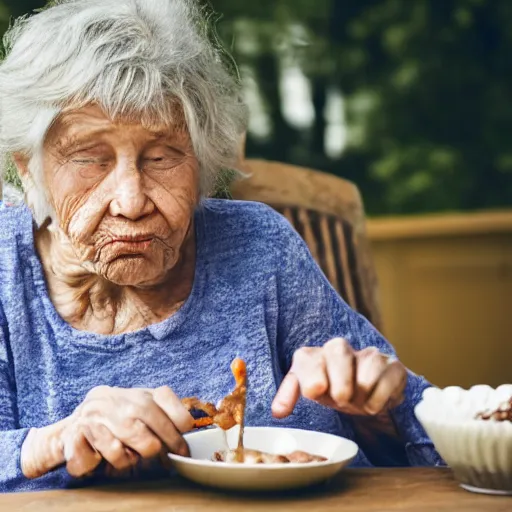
[475, 396, 512, 422]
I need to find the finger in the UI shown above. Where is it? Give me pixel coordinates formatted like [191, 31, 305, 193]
[21, 418, 72, 479]
[292, 347, 329, 401]
[385, 372, 407, 410]
[150, 387, 192, 456]
[387, 394, 405, 410]
[272, 372, 301, 418]
[352, 348, 388, 407]
[64, 425, 102, 477]
[87, 423, 138, 471]
[388, 385, 406, 409]
[364, 361, 407, 415]
[152, 387, 194, 433]
[117, 418, 164, 459]
[158, 447, 173, 470]
[95, 389, 189, 458]
[313, 393, 362, 415]
[323, 338, 355, 408]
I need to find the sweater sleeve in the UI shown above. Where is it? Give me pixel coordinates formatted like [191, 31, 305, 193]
[273, 216, 444, 467]
[0, 315, 70, 492]
[0, 316, 33, 492]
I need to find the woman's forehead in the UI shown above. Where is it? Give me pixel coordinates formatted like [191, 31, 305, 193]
[48, 104, 186, 143]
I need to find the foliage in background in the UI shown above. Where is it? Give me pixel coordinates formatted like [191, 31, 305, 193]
[1, 0, 511, 215]
[211, 0, 512, 215]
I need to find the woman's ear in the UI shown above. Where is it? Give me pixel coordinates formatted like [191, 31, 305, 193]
[12, 153, 30, 177]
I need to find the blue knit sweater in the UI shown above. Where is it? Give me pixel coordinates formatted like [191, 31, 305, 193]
[0, 199, 442, 492]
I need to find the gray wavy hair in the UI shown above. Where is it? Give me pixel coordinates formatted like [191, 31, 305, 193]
[0, 0, 247, 226]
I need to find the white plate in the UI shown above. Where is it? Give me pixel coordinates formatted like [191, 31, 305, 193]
[168, 426, 358, 491]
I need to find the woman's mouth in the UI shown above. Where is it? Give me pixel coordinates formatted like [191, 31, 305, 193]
[107, 237, 155, 254]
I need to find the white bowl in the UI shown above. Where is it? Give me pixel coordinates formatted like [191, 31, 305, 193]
[415, 385, 512, 495]
[168, 426, 358, 491]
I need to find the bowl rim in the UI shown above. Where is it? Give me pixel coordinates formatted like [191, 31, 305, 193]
[419, 383, 512, 398]
[168, 426, 359, 470]
[415, 402, 512, 429]
[415, 384, 512, 430]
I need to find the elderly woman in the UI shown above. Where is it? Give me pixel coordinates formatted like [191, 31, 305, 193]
[0, 0, 442, 493]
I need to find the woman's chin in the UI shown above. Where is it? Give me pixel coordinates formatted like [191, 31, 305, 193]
[102, 257, 167, 287]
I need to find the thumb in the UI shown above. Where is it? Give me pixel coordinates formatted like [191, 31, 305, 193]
[272, 372, 300, 419]
[21, 416, 73, 479]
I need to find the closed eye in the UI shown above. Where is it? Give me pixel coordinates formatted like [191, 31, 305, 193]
[142, 154, 183, 168]
[73, 158, 105, 163]
[72, 158, 110, 169]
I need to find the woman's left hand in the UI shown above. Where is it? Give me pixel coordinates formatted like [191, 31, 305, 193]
[271, 338, 407, 418]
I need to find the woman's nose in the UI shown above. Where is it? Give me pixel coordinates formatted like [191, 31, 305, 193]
[109, 164, 154, 220]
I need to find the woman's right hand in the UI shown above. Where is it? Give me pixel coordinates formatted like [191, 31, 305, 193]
[21, 386, 194, 479]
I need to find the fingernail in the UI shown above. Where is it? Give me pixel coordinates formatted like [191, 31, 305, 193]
[271, 400, 283, 411]
[126, 450, 138, 463]
[271, 404, 288, 418]
[178, 443, 190, 458]
[271, 407, 281, 417]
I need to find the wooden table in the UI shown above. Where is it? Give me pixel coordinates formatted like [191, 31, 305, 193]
[1, 468, 511, 512]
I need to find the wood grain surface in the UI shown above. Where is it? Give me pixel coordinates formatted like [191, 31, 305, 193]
[2, 468, 511, 512]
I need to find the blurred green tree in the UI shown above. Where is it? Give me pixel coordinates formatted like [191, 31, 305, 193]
[1, 0, 511, 215]
[0, 2, 11, 35]
[211, 0, 512, 214]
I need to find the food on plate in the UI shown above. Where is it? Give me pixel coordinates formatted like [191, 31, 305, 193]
[286, 450, 328, 463]
[475, 396, 512, 422]
[212, 448, 327, 464]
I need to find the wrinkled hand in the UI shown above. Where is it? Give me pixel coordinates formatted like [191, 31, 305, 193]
[272, 338, 407, 418]
[21, 386, 194, 479]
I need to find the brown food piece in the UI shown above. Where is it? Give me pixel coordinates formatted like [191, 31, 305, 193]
[212, 451, 225, 462]
[181, 397, 218, 418]
[181, 396, 238, 430]
[286, 450, 328, 463]
[475, 396, 512, 422]
[212, 448, 326, 464]
[218, 364, 246, 426]
[182, 358, 247, 431]
[214, 449, 289, 464]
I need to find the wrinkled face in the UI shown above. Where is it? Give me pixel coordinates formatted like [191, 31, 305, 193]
[42, 105, 200, 286]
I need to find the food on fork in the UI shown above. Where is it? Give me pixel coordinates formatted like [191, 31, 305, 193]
[181, 396, 236, 430]
[182, 358, 247, 431]
[475, 396, 512, 422]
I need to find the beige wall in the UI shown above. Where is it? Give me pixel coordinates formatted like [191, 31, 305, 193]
[367, 210, 512, 389]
